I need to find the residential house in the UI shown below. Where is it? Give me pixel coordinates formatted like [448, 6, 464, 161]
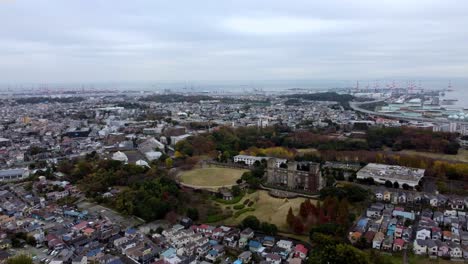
[276, 240, 293, 252]
[265, 253, 282, 264]
[425, 239, 438, 257]
[237, 251, 252, 263]
[383, 191, 392, 202]
[262, 236, 275, 248]
[413, 240, 427, 255]
[393, 238, 405, 251]
[293, 244, 308, 259]
[449, 197, 465, 211]
[430, 196, 439, 207]
[375, 189, 384, 201]
[416, 228, 431, 240]
[443, 231, 452, 242]
[431, 227, 442, 241]
[433, 211, 444, 224]
[449, 242, 463, 259]
[372, 232, 385, 249]
[460, 231, 468, 246]
[436, 240, 450, 258]
[248, 240, 262, 253]
[382, 236, 393, 251]
[240, 228, 254, 240]
[402, 226, 413, 242]
[397, 192, 406, 204]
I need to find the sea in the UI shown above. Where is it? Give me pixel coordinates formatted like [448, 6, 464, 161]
[1, 79, 467, 108]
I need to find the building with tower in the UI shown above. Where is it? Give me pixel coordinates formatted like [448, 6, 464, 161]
[266, 159, 323, 193]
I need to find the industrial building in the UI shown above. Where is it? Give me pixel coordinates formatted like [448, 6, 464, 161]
[357, 163, 425, 188]
[0, 168, 29, 182]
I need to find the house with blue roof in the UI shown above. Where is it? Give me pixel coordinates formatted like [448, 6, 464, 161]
[356, 218, 369, 232]
[387, 224, 396, 236]
[86, 248, 102, 257]
[161, 248, 176, 259]
[64, 210, 88, 219]
[263, 236, 275, 247]
[248, 240, 262, 252]
[108, 259, 123, 264]
[125, 228, 137, 237]
[392, 210, 415, 220]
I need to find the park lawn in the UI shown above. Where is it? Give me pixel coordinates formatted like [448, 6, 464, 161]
[296, 148, 319, 154]
[180, 167, 248, 187]
[397, 149, 468, 163]
[223, 190, 312, 231]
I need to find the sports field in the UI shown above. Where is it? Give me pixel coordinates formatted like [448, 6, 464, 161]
[179, 167, 248, 187]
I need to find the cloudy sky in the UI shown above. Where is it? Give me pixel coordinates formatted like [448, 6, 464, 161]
[1, 0, 467, 83]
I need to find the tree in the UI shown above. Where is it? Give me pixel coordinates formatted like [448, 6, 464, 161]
[261, 222, 278, 235]
[393, 181, 399, 189]
[6, 255, 33, 264]
[287, 207, 295, 226]
[114, 189, 136, 215]
[231, 186, 241, 197]
[299, 201, 309, 219]
[242, 215, 260, 230]
[402, 183, 411, 190]
[444, 141, 460, 155]
[384, 180, 393, 188]
[25, 235, 36, 246]
[308, 239, 370, 264]
[336, 198, 350, 226]
[165, 158, 173, 169]
[325, 175, 336, 187]
[292, 216, 304, 234]
[186, 208, 199, 221]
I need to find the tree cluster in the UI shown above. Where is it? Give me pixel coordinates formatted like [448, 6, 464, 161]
[241, 215, 278, 235]
[367, 127, 460, 154]
[287, 197, 351, 235]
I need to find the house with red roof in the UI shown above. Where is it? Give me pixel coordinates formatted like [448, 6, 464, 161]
[83, 227, 95, 236]
[393, 238, 405, 251]
[72, 221, 88, 231]
[294, 244, 308, 259]
[46, 234, 64, 249]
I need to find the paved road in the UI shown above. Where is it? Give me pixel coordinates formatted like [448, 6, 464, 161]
[350, 100, 468, 125]
[179, 182, 237, 191]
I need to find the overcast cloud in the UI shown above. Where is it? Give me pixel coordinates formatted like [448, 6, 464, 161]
[0, 0, 467, 83]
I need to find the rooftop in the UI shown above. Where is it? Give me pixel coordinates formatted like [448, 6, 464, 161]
[357, 163, 425, 183]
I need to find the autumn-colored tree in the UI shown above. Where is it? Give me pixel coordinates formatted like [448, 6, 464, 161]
[287, 207, 295, 226]
[165, 211, 178, 224]
[336, 198, 350, 225]
[292, 216, 305, 234]
[165, 157, 173, 169]
[302, 199, 314, 215]
[299, 201, 309, 219]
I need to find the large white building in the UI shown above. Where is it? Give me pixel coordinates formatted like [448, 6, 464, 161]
[0, 168, 29, 182]
[112, 151, 128, 164]
[233, 155, 286, 168]
[356, 163, 425, 188]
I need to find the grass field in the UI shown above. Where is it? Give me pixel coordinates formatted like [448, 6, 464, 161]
[223, 190, 311, 231]
[296, 148, 319, 154]
[179, 167, 248, 187]
[399, 149, 468, 163]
